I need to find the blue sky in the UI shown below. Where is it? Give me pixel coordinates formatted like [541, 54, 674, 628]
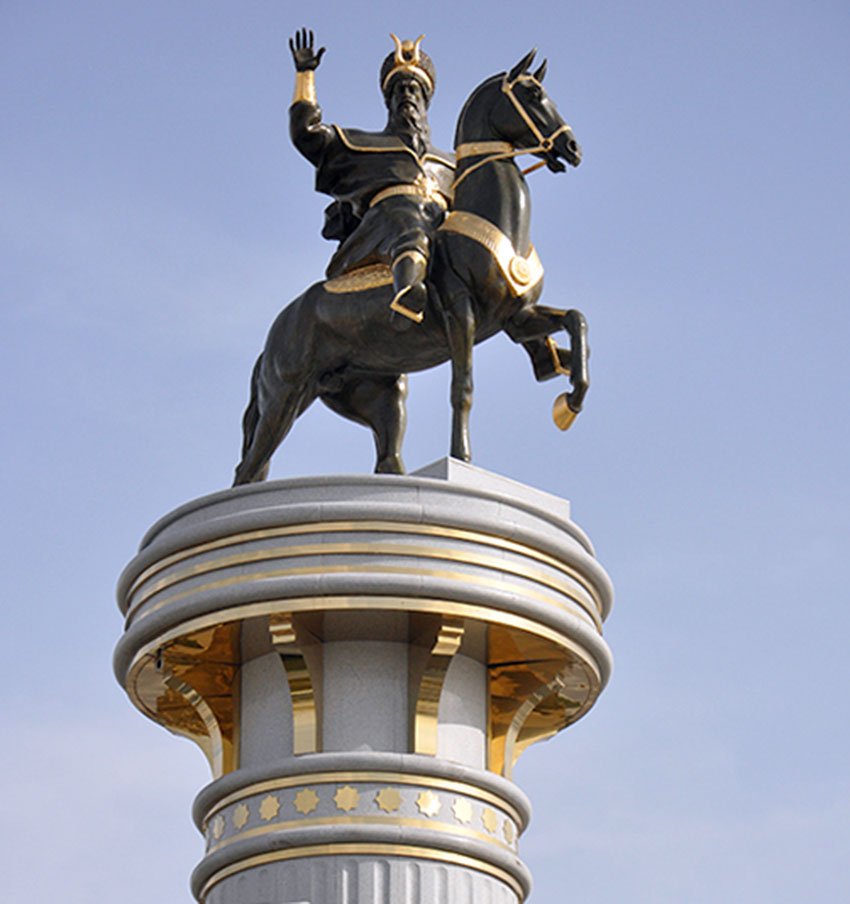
[2, 2, 849, 901]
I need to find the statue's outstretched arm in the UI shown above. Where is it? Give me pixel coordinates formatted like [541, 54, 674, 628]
[288, 28, 333, 165]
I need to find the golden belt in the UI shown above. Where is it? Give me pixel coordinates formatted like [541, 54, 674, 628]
[438, 210, 543, 297]
[370, 175, 449, 210]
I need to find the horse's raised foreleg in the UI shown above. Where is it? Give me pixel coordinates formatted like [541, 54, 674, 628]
[520, 336, 572, 382]
[445, 295, 476, 462]
[505, 304, 571, 344]
[562, 308, 589, 412]
[320, 374, 409, 474]
[505, 305, 590, 421]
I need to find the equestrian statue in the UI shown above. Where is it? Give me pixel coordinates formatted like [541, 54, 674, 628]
[233, 30, 589, 485]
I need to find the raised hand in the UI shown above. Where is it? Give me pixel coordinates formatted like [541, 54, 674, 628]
[289, 28, 326, 72]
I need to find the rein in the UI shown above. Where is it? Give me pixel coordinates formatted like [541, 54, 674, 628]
[452, 73, 571, 191]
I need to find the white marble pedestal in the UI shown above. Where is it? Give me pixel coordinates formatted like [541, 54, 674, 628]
[115, 459, 613, 903]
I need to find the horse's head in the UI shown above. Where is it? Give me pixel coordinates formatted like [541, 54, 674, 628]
[498, 49, 582, 171]
[455, 50, 582, 174]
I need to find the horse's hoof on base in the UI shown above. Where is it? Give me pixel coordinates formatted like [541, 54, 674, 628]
[375, 456, 405, 474]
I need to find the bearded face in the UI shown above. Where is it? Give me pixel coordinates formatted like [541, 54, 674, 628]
[386, 76, 431, 150]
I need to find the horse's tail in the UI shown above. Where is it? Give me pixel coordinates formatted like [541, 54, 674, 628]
[240, 354, 263, 459]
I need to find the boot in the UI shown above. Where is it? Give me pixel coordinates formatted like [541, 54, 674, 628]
[389, 249, 428, 331]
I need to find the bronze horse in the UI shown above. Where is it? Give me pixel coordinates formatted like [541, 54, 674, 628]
[233, 50, 588, 484]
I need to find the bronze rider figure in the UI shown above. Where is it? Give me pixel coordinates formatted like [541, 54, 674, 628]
[288, 29, 454, 329]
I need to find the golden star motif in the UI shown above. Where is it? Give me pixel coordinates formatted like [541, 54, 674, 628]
[233, 803, 249, 830]
[294, 788, 319, 815]
[451, 797, 473, 824]
[334, 785, 361, 813]
[259, 794, 280, 822]
[210, 815, 225, 840]
[503, 819, 516, 844]
[375, 787, 402, 813]
[416, 790, 441, 818]
[481, 806, 498, 834]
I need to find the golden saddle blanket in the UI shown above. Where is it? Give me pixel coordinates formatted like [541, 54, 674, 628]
[324, 264, 394, 294]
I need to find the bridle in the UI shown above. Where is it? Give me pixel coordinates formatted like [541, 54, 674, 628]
[453, 73, 572, 191]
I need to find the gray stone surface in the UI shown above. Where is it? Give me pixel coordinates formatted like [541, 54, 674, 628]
[193, 824, 529, 904]
[116, 460, 612, 903]
[203, 856, 519, 904]
[437, 653, 487, 769]
[322, 638, 409, 752]
[239, 651, 293, 766]
[413, 457, 573, 525]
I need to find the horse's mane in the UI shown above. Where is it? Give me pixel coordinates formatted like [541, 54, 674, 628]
[453, 73, 505, 148]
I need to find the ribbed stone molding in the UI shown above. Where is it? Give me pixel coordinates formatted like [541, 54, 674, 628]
[191, 752, 532, 904]
[115, 458, 613, 902]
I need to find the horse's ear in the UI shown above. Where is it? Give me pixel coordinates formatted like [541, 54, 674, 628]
[533, 58, 547, 82]
[508, 48, 537, 82]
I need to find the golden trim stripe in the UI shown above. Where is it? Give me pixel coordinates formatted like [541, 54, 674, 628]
[127, 539, 600, 630]
[128, 560, 598, 631]
[126, 521, 601, 611]
[203, 770, 523, 828]
[206, 814, 516, 855]
[132, 540, 589, 609]
[369, 182, 449, 209]
[332, 125, 455, 169]
[199, 842, 523, 902]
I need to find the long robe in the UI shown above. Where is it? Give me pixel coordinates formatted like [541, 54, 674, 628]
[290, 101, 455, 277]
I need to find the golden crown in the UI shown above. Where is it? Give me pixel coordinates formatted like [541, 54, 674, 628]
[381, 34, 433, 94]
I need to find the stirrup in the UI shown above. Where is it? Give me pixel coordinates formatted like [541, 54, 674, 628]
[389, 285, 424, 324]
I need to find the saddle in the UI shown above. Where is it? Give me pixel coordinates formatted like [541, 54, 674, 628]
[324, 263, 394, 294]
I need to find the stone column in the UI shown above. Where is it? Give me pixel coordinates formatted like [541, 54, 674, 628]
[115, 458, 613, 903]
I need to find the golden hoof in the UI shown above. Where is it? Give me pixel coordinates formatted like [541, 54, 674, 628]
[552, 393, 578, 431]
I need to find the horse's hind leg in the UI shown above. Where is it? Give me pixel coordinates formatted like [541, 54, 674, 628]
[320, 374, 408, 474]
[233, 381, 309, 485]
[239, 356, 263, 458]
